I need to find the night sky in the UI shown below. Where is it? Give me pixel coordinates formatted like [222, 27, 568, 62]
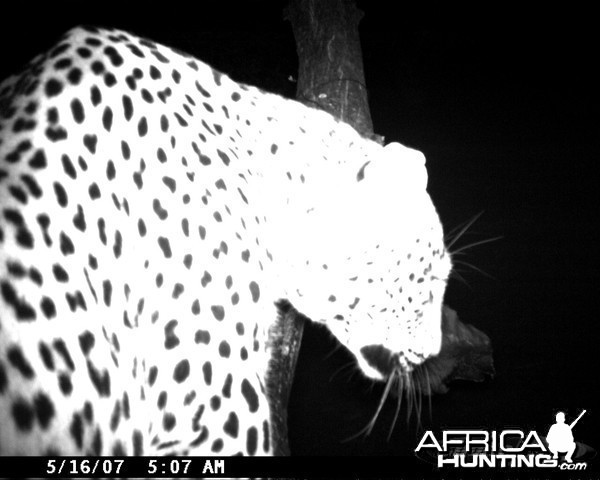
[1, 2, 597, 471]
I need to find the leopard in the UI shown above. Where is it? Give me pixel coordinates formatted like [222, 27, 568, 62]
[0, 26, 452, 456]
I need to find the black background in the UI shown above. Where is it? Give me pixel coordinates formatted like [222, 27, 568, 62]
[1, 1, 597, 473]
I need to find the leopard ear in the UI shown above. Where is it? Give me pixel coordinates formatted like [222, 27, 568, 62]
[382, 142, 428, 191]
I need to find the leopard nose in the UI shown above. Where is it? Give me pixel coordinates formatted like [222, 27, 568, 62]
[360, 344, 397, 377]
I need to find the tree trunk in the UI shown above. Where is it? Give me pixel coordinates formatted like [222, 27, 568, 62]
[284, 0, 382, 142]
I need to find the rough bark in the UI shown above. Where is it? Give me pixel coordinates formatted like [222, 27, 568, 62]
[285, 0, 382, 142]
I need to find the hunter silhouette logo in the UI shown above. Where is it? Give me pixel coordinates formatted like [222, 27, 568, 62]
[546, 410, 585, 463]
[415, 409, 594, 470]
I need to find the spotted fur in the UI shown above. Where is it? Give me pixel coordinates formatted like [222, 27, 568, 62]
[0, 26, 451, 456]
